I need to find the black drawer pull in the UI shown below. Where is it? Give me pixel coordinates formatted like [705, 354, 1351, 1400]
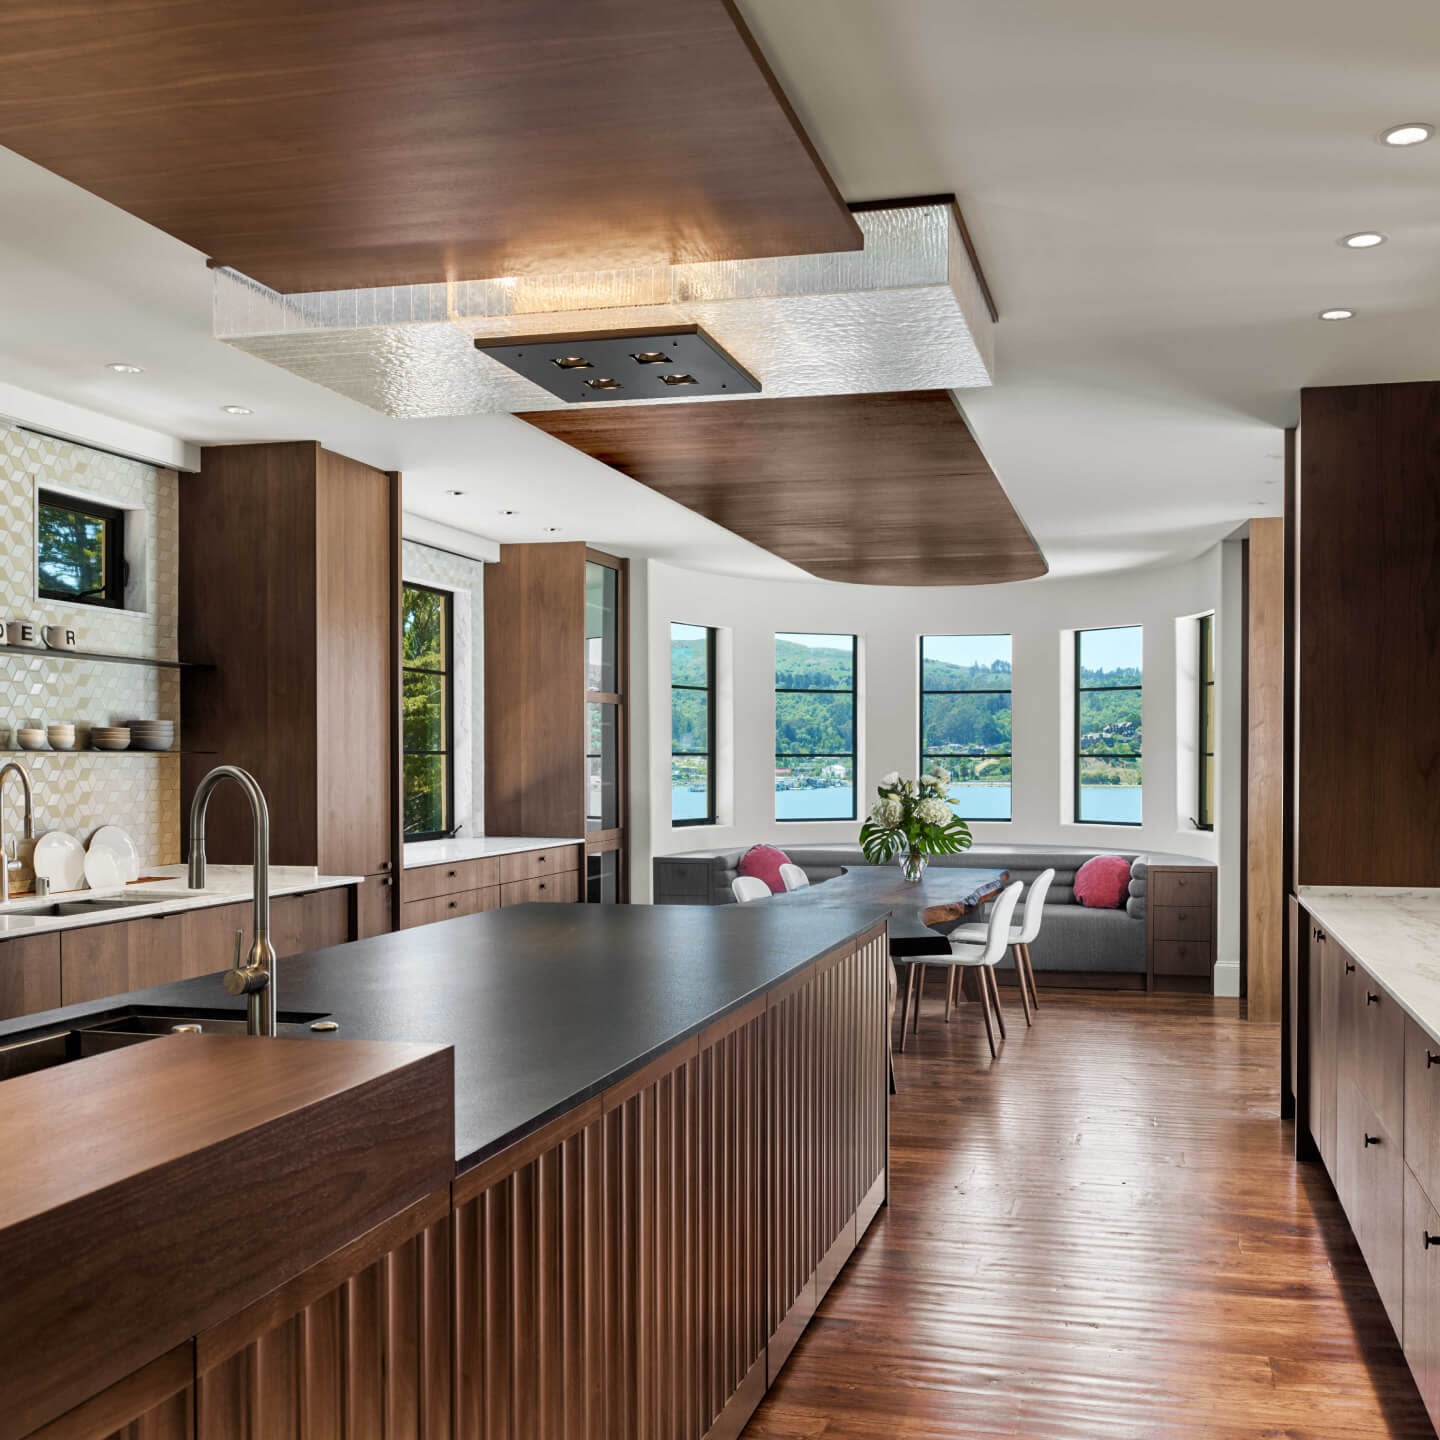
[538, 881, 547, 891]
[1427, 1232, 1440, 1250]
[1364, 1133, 1382, 1147]
[448, 900, 457, 910]
[1429, 1051, 1439, 1069]
[448, 869, 457, 878]
[1367, 992, 1380, 1006]
[378, 860, 391, 871]
[1344, 961, 1355, 974]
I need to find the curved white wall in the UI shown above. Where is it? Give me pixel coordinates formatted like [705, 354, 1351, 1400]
[631, 549, 1229, 920]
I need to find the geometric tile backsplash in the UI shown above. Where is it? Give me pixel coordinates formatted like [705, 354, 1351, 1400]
[0, 424, 181, 866]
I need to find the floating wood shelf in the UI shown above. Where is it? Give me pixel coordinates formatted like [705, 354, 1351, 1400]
[0, 644, 205, 670]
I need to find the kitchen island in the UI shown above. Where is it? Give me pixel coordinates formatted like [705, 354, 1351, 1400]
[1, 900, 891, 1440]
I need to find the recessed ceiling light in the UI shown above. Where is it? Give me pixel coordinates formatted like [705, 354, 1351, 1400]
[542, 526, 561, 533]
[106, 362, 143, 374]
[220, 404, 252, 415]
[444, 488, 466, 496]
[583, 377, 624, 391]
[630, 351, 671, 366]
[1319, 308, 1355, 321]
[550, 355, 592, 371]
[1381, 122, 1433, 147]
[1340, 231, 1386, 248]
[499, 508, 517, 516]
[658, 373, 699, 387]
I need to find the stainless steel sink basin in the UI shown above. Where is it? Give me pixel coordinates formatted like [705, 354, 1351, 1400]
[0, 1010, 337, 1081]
[6, 897, 169, 918]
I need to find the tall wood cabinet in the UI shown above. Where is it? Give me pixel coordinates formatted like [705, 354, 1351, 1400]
[180, 443, 400, 931]
[483, 543, 629, 901]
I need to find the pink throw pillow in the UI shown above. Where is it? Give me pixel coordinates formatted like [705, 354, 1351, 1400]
[739, 844, 792, 895]
[1074, 854, 1131, 909]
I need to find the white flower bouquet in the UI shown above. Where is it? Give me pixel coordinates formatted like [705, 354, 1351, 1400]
[858, 768, 973, 881]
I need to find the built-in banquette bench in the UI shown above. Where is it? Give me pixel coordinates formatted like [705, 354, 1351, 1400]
[1297, 888, 1440, 1430]
[401, 838, 582, 927]
[656, 842, 1218, 990]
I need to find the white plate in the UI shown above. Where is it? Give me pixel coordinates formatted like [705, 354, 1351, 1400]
[33, 831, 85, 892]
[83, 846, 128, 891]
[89, 824, 140, 882]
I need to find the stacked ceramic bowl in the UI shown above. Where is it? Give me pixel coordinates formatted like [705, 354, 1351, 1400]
[15, 727, 46, 751]
[90, 725, 131, 752]
[46, 723, 75, 751]
[126, 719, 174, 753]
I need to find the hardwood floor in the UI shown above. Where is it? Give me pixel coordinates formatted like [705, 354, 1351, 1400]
[744, 989, 1432, 1439]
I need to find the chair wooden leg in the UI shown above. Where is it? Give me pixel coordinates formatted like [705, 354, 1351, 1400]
[898, 962, 917, 1052]
[985, 965, 1007, 1040]
[1013, 945, 1033, 1026]
[912, 964, 927, 1037]
[1023, 943, 1040, 1010]
[945, 966, 956, 1023]
[975, 966, 997, 1058]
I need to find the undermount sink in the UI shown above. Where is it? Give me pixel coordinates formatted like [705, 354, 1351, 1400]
[0, 1010, 337, 1081]
[6, 897, 171, 918]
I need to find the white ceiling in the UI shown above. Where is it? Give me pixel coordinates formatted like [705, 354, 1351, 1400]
[2, 0, 1439, 582]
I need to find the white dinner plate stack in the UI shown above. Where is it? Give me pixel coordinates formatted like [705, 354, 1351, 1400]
[126, 719, 174, 752]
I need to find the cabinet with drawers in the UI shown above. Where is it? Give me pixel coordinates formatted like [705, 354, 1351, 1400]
[401, 845, 582, 930]
[1146, 866, 1217, 990]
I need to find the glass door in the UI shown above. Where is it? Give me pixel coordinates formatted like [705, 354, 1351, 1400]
[584, 552, 627, 899]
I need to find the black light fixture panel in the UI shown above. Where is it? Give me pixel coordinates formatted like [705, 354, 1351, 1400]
[473, 324, 760, 403]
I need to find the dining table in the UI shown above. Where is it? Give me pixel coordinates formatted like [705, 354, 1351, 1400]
[771, 864, 1010, 1051]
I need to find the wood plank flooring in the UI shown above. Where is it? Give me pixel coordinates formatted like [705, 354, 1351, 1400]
[744, 989, 1432, 1439]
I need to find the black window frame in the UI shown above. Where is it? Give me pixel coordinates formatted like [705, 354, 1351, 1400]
[1197, 613, 1215, 831]
[36, 490, 128, 610]
[919, 633, 1014, 822]
[401, 581, 455, 843]
[1074, 625, 1143, 828]
[670, 622, 717, 828]
[774, 632, 858, 823]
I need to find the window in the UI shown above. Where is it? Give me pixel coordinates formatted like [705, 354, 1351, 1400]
[402, 583, 454, 839]
[775, 633, 856, 821]
[1075, 625, 1143, 825]
[1197, 614, 1215, 830]
[37, 492, 126, 609]
[921, 634, 1012, 821]
[671, 623, 716, 825]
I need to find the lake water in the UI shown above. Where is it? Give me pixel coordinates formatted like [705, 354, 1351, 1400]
[673, 781, 1143, 826]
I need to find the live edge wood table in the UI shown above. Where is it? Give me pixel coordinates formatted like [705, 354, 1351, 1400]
[0, 901, 891, 1440]
[771, 865, 1009, 1050]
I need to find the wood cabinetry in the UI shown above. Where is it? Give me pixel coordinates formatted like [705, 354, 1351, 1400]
[1145, 866, 1217, 990]
[180, 442, 399, 927]
[26, 1344, 194, 1440]
[0, 933, 60, 1021]
[401, 848, 581, 930]
[1335, 1076, 1404, 1334]
[483, 544, 628, 901]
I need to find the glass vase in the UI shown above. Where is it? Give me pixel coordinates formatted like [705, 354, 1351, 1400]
[898, 847, 929, 883]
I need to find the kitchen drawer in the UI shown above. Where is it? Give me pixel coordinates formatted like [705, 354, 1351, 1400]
[1339, 953, 1405, 1140]
[499, 845, 581, 885]
[1152, 905, 1212, 943]
[1336, 1078, 1404, 1336]
[1406, 1016, 1440, 1202]
[405, 857, 500, 902]
[0, 933, 61, 1020]
[1152, 940, 1212, 977]
[1150, 870, 1214, 907]
[402, 886, 501, 929]
[1404, 1167, 1440, 1426]
[501, 871, 579, 906]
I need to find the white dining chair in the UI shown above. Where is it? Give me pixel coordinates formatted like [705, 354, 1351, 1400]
[731, 874, 773, 903]
[778, 863, 810, 892]
[949, 868, 1053, 1026]
[910, 880, 1022, 1059]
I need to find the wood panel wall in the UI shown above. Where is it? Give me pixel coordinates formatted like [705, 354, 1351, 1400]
[1295, 382, 1440, 885]
[1246, 518, 1285, 1023]
[451, 924, 889, 1440]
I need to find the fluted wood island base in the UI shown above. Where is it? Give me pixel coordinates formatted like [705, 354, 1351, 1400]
[4, 906, 890, 1440]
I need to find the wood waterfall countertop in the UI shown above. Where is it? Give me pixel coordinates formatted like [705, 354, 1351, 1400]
[0, 901, 890, 1173]
[1298, 886, 1440, 1037]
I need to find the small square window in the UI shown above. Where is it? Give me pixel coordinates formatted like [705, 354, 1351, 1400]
[37, 492, 127, 609]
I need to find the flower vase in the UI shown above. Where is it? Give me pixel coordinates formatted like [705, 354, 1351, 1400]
[898, 847, 929, 883]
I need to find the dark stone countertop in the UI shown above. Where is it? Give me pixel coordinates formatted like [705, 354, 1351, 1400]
[0, 902, 889, 1173]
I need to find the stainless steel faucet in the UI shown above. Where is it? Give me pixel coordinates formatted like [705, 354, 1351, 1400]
[187, 764, 277, 1036]
[0, 761, 34, 906]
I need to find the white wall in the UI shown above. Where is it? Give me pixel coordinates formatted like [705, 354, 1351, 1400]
[633, 551, 1232, 927]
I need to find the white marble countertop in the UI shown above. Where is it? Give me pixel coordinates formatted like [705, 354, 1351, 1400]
[0, 864, 362, 937]
[403, 836, 584, 869]
[1298, 886, 1440, 1038]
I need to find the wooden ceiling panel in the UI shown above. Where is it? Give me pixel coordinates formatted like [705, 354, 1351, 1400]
[0, 0, 860, 294]
[520, 391, 1048, 586]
